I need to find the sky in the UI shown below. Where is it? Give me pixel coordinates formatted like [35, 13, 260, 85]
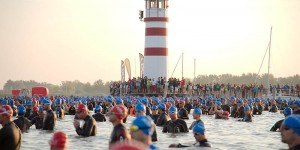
[0, 0, 299, 90]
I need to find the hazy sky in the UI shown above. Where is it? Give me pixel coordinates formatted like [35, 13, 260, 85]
[0, 0, 299, 89]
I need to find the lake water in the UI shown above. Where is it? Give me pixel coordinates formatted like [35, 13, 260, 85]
[19, 110, 288, 150]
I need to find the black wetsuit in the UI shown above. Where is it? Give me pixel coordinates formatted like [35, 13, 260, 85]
[200, 105, 209, 115]
[28, 112, 38, 120]
[24, 108, 31, 118]
[13, 116, 31, 133]
[162, 119, 189, 133]
[230, 104, 238, 117]
[68, 106, 76, 115]
[184, 103, 193, 114]
[178, 108, 189, 119]
[150, 114, 160, 124]
[253, 104, 263, 115]
[235, 106, 245, 118]
[270, 119, 283, 131]
[177, 139, 211, 148]
[88, 103, 94, 111]
[269, 104, 278, 113]
[0, 122, 22, 150]
[43, 109, 56, 130]
[31, 116, 44, 129]
[92, 113, 106, 122]
[75, 115, 97, 137]
[221, 104, 231, 114]
[152, 126, 158, 142]
[146, 106, 152, 115]
[293, 109, 300, 115]
[156, 112, 170, 127]
[189, 119, 204, 130]
[109, 123, 130, 145]
[289, 144, 300, 150]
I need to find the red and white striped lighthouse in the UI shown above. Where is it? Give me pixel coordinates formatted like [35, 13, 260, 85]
[142, 0, 168, 79]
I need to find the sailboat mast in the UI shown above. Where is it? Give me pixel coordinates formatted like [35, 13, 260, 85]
[267, 27, 272, 98]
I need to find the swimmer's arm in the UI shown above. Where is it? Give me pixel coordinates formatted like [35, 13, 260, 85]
[169, 143, 190, 148]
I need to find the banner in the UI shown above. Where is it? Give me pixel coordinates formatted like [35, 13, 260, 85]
[121, 60, 125, 82]
[124, 58, 131, 79]
[139, 53, 144, 77]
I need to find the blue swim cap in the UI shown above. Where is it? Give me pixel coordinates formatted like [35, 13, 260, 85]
[42, 98, 51, 105]
[18, 105, 26, 114]
[168, 106, 177, 113]
[135, 103, 146, 112]
[131, 116, 154, 136]
[152, 105, 158, 110]
[230, 96, 235, 100]
[215, 101, 221, 106]
[237, 99, 243, 104]
[107, 98, 113, 103]
[193, 123, 205, 135]
[201, 100, 206, 104]
[193, 108, 202, 115]
[9, 99, 14, 106]
[158, 103, 166, 111]
[283, 107, 292, 116]
[95, 105, 102, 112]
[217, 98, 221, 101]
[38, 106, 43, 112]
[27, 101, 32, 106]
[22, 100, 26, 105]
[245, 105, 251, 111]
[142, 98, 148, 105]
[127, 100, 132, 104]
[207, 96, 212, 101]
[2, 100, 8, 105]
[282, 115, 300, 136]
[55, 99, 61, 105]
[115, 98, 123, 104]
[255, 98, 260, 102]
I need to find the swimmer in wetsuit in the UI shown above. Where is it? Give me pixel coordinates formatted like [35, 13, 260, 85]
[130, 116, 159, 150]
[0, 105, 22, 150]
[169, 123, 211, 148]
[162, 106, 189, 133]
[92, 105, 106, 122]
[108, 105, 130, 148]
[134, 103, 158, 142]
[235, 99, 245, 118]
[73, 104, 97, 137]
[13, 105, 31, 133]
[238, 105, 252, 122]
[189, 108, 204, 130]
[270, 107, 292, 132]
[156, 103, 170, 127]
[178, 100, 189, 120]
[253, 98, 263, 115]
[30, 106, 45, 129]
[42, 98, 56, 130]
[280, 115, 300, 150]
[68, 100, 76, 115]
[150, 105, 159, 124]
[55, 98, 65, 119]
[28, 106, 38, 120]
[209, 101, 223, 119]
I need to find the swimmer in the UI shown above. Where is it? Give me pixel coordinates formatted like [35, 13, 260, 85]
[13, 105, 31, 133]
[189, 108, 204, 130]
[92, 105, 106, 122]
[280, 115, 300, 149]
[162, 106, 188, 133]
[73, 104, 97, 137]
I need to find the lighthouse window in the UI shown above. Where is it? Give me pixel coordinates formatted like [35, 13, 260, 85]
[150, 0, 157, 8]
[159, 0, 164, 8]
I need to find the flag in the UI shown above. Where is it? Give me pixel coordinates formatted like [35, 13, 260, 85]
[139, 53, 144, 77]
[121, 60, 125, 82]
[124, 58, 131, 79]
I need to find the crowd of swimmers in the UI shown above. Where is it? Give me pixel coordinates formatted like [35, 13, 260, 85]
[110, 77, 300, 98]
[0, 95, 300, 150]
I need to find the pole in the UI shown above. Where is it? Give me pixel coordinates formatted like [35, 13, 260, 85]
[181, 52, 183, 79]
[266, 26, 272, 99]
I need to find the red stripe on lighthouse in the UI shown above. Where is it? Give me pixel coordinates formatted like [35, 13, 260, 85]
[145, 28, 167, 36]
[145, 48, 168, 56]
[144, 17, 169, 22]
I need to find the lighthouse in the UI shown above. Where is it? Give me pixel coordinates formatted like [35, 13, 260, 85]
[141, 0, 168, 79]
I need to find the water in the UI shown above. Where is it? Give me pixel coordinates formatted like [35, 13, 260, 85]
[19, 111, 288, 150]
